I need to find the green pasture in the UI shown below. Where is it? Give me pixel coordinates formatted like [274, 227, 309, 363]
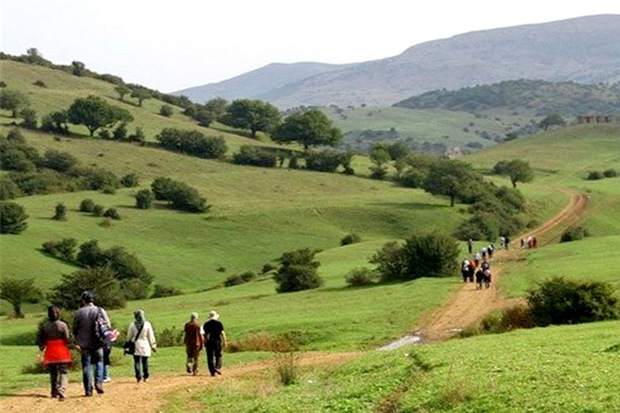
[162, 320, 620, 413]
[0, 60, 273, 152]
[323, 105, 535, 151]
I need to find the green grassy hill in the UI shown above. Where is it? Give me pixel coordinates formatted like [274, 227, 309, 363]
[1, 60, 619, 410]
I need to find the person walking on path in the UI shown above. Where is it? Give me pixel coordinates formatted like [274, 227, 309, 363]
[126, 310, 157, 383]
[467, 239, 473, 255]
[103, 328, 119, 382]
[73, 291, 110, 396]
[37, 306, 72, 401]
[184, 312, 204, 375]
[203, 310, 227, 377]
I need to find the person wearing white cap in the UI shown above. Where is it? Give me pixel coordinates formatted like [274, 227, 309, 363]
[202, 310, 226, 377]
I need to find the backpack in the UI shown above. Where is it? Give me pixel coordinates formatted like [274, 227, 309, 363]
[91, 307, 111, 349]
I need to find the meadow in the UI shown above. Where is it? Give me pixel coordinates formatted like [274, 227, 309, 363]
[1, 60, 620, 411]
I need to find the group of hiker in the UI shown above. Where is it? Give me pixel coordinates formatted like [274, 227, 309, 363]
[463, 239, 498, 290]
[36, 290, 226, 401]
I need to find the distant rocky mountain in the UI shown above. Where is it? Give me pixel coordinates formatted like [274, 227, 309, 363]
[174, 15, 620, 108]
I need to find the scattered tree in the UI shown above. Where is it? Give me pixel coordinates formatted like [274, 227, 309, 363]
[49, 267, 125, 310]
[0, 89, 30, 117]
[0, 277, 42, 318]
[130, 87, 152, 107]
[539, 113, 566, 131]
[0, 201, 28, 234]
[274, 248, 323, 293]
[67, 95, 133, 137]
[422, 159, 480, 206]
[53, 202, 67, 221]
[221, 99, 281, 138]
[135, 189, 154, 209]
[159, 104, 174, 117]
[114, 84, 132, 101]
[273, 108, 342, 149]
[493, 159, 534, 188]
[71, 61, 87, 76]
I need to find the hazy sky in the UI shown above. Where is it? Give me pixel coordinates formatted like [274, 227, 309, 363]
[2, 0, 619, 93]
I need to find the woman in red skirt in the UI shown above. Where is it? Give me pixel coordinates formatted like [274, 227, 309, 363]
[37, 306, 73, 401]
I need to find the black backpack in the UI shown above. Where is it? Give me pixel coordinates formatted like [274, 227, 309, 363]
[91, 307, 111, 349]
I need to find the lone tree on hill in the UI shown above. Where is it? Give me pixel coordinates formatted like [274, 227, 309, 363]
[493, 159, 534, 188]
[221, 99, 281, 138]
[130, 86, 152, 107]
[0, 89, 30, 118]
[67, 95, 133, 136]
[274, 248, 323, 293]
[539, 113, 566, 131]
[114, 84, 132, 101]
[422, 159, 480, 206]
[273, 108, 342, 149]
[0, 201, 28, 234]
[0, 277, 42, 318]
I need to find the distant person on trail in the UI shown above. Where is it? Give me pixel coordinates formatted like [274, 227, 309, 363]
[527, 236, 533, 249]
[473, 252, 481, 268]
[467, 239, 473, 255]
[481, 261, 490, 271]
[37, 306, 72, 401]
[184, 312, 204, 375]
[475, 268, 485, 290]
[73, 291, 110, 397]
[461, 259, 471, 283]
[468, 260, 475, 282]
[203, 310, 227, 377]
[488, 244, 495, 259]
[520, 238, 525, 249]
[499, 236, 505, 249]
[532, 237, 538, 248]
[126, 310, 157, 383]
[481, 247, 487, 261]
[504, 236, 510, 250]
[483, 269, 492, 289]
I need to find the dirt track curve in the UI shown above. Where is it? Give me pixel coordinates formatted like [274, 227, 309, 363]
[0, 189, 588, 412]
[415, 188, 588, 341]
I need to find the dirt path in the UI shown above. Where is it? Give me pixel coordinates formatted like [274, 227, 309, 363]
[414, 188, 588, 342]
[0, 352, 360, 413]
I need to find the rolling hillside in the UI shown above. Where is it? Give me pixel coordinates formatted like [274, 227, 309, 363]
[175, 15, 620, 107]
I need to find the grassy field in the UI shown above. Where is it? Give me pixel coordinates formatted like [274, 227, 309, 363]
[162, 320, 620, 413]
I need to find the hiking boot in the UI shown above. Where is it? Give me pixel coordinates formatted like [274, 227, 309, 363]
[58, 395, 66, 402]
[95, 383, 104, 394]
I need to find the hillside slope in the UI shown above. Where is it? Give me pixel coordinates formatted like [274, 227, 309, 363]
[175, 15, 620, 108]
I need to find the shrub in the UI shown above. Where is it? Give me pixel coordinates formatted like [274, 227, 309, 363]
[224, 271, 256, 287]
[0, 201, 28, 234]
[120, 173, 139, 188]
[304, 149, 346, 172]
[150, 177, 209, 213]
[560, 226, 589, 243]
[369, 241, 406, 282]
[275, 352, 298, 386]
[345, 267, 376, 286]
[33, 80, 47, 88]
[603, 168, 618, 178]
[156, 128, 227, 159]
[0, 177, 21, 200]
[42, 149, 78, 173]
[527, 277, 619, 326]
[135, 189, 154, 209]
[42, 238, 78, 262]
[233, 145, 278, 167]
[159, 104, 174, 117]
[53, 202, 67, 221]
[49, 267, 125, 310]
[586, 171, 604, 180]
[150, 284, 182, 298]
[103, 208, 121, 220]
[262, 263, 277, 274]
[369, 165, 388, 180]
[340, 233, 361, 246]
[157, 326, 183, 347]
[92, 204, 105, 217]
[274, 248, 323, 293]
[79, 198, 95, 212]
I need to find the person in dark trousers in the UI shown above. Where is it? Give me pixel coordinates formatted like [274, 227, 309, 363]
[467, 239, 473, 255]
[73, 291, 110, 396]
[37, 306, 72, 401]
[126, 310, 157, 383]
[203, 310, 227, 377]
[184, 312, 204, 375]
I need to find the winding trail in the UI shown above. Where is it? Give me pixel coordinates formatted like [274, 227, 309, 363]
[413, 188, 588, 342]
[0, 189, 588, 412]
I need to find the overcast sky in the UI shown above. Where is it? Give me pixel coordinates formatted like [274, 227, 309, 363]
[2, 0, 619, 93]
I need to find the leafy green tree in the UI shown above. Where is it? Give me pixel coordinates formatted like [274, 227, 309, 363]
[53, 202, 67, 221]
[71, 61, 87, 76]
[41, 110, 70, 134]
[130, 87, 152, 107]
[274, 248, 323, 293]
[159, 104, 174, 117]
[422, 159, 480, 206]
[19, 107, 37, 128]
[0, 89, 30, 117]
[0, 201, 28, 234]
[120, 173, 139, 188]
[369, 241, 406, 282]
[0, 277, 42, 317]
[203, 97, 228, 120]
[273, 109, 341, 149]
[194, 107, 216, 127]
[67, 95, 133, 136]
[221, 99, 281, 138]
[0, 177, 21, 200]
[539, 113, 566, 131]
[494, 159, 534, 188]
[42, 149, 78, 172]
[114, 84, 132, 101]
[49, 267, 125, 310]
[135, 189, 154, 209]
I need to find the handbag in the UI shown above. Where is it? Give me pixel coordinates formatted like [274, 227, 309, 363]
[123, 323, 145, 356]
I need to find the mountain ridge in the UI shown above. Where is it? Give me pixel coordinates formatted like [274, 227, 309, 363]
[174, 14, 620, 108]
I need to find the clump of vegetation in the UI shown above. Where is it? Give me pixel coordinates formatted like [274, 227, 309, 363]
[156, 128, 227, 159]
[103, 207, 121, 220]
[0, 201, 28, 234]
[370, 232, 459, 282]
[340, 233, 361, 246]
[52, 202, 67, 221]
[345, 267, 376, 287]
[151, 177, 210, 213]
[560, 226, 589, 243]
[233, 145, 278, 168]
[157, 326, 184, 347]
[0, 277, 42, 318]
[224, 271, 256, 287]
[275, 351, 298, 386]
[273, 248, 323, 293]
[79, 198, 95, 212]
[92, 204, 105, 217]
[150, 284, 182, 298]
[120, 173, 139, 188]
[49, 267, 126, 309]
[42, 238, 78, 262]
[527, 277, 619, 326]
[603, 168, 618, 178]
[586, 171, 605, 180]
[135, 189, 154, 209]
